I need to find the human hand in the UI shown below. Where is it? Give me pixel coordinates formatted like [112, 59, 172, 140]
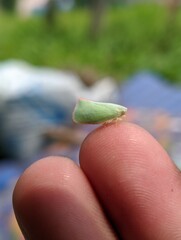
[13, 123, 181, 239]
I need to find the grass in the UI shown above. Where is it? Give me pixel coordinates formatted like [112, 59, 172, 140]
[0, 4, 181, 83]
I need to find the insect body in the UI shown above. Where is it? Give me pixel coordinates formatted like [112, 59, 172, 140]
[73, 98, 127, 124]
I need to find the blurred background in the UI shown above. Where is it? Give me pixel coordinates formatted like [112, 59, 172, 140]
[0, 0, 181, 239]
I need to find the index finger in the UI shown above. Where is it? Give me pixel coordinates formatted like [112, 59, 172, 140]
[80, 122, 181, 239]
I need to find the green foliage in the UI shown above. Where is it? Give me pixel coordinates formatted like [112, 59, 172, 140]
[1, 0, 16, 11]
[0, 4, 181, 83]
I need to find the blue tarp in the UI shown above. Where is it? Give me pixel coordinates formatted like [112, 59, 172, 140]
[117, 72, 181, 116]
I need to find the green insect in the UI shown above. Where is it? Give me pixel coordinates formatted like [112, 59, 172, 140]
[73, 98, 127, 124]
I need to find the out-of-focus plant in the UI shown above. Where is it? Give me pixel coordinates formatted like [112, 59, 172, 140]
[167, 0, 179, 14]
[45, 0, 57, 26]
[158, 0, 180, 51]
[0, 0, 16, 11]
[0, 4, 181, 83]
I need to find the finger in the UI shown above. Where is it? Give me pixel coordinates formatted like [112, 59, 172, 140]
[13, 157, 117, 240]
[80, 122, 181, 239]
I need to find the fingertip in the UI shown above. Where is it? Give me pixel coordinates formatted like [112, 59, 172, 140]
[80, 122, 177, 174]
[13, 156, 76, 208]
[80, 122, 181, 239]
[13, 156, 116, 240]
[13, 156, 81, 239]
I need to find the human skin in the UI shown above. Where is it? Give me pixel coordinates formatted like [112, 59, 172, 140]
[13, 122, 181, 239]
